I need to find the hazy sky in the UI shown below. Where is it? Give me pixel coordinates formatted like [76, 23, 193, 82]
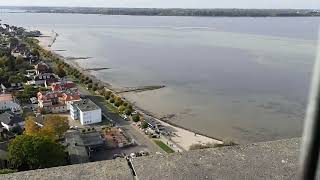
[0, 0, 319, 9]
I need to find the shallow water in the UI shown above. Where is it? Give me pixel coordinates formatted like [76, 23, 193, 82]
[2, 13, 319, 143]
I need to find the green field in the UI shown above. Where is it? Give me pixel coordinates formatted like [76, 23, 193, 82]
[153, 140, 175, 153]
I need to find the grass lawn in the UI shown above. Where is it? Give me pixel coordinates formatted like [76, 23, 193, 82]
[153, 140, 175, 153]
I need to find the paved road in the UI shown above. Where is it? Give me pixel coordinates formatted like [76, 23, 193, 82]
[76, 84, 163, 154]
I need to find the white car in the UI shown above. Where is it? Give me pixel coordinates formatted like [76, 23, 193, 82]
[130, 153, 136, 158]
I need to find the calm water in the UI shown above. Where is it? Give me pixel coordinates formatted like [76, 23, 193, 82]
[1, 13, 319, 143]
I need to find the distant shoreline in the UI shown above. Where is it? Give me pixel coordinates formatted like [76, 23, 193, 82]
[1, 6, 320, 17]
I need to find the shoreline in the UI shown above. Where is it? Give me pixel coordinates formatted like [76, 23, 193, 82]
[37, 31, 224, 150]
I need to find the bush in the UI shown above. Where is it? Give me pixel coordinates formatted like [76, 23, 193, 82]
[132, 114, 140, 122]
[124, 108, 132, 116]
[0, 169, 17, 174]
[92, 86, 98, 91]
[123, 102, 128, 107]
[109, 98, 115, 104]
[105, 95, 110, 100]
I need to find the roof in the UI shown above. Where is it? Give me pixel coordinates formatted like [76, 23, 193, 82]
[0, 94, 13, 102]
[72, 99, 100, 112]
[51, 81, 76, 91]
[0, 112, 24, 126]
[81, 132, 104, 147]
[65, 131, 89, 165]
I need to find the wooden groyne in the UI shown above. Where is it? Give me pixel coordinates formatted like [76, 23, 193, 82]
[84, 67, 110, 72]
[115, 85, 165, 94]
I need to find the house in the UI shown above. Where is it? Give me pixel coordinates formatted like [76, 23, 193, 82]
[0, 112, 24, 131]
[0, 94, 21, 114]
[35, 62, 50, 75]
[70, 99, 101, 125]
[50, 81, 76, 92]
[27, 73, 59, 86]
[37, 90, 81, 113]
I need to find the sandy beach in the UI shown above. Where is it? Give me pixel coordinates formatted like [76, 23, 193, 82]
[37, 31, 224, 151]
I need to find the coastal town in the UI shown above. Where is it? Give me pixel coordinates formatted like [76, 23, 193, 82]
[0, 23, 224, 173]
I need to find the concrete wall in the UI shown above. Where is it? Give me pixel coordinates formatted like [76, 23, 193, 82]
[79, 109, 101, 125]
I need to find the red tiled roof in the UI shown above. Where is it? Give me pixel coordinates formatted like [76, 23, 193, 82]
[0, 94, 13, 102]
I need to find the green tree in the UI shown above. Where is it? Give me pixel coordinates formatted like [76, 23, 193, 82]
[141, 122, 149, 129]
[54, 66, 66, 78]
[118, 106, 126, 112]
[109, 98, 115, 104]
[132, 114, 140, 122]
[8, 135, 66, 170]
[124, 108, 132, 116]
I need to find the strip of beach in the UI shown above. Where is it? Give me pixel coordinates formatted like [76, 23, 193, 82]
[37, 30, 224, 151]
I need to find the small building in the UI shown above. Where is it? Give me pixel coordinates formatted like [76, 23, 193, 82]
[0, 94, 21, 113]
[70, 99, 101, 125]
[27, 73, 59, 86]
[65, 131, 89, 165]
[0, 112, 24, 131]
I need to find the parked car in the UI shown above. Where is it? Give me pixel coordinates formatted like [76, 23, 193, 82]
[130, 153, 136, 158]
[140, 151, 149, 156]
[113, 154, 125, 159]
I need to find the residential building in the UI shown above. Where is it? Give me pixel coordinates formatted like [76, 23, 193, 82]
[70, 99, 101, 125]
[37, 90, 81, 113]
[0, 112, 24, 131]
[0, 94, 21, 113]
[50, 81, 76, 91]
[27, 73, 59, 86]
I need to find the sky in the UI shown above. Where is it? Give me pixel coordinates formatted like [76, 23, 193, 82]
[0, 0, 319, 9]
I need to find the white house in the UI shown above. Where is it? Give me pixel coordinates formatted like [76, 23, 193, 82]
[70, 99, 101, 125]
[0, 94, 21, 114]
[0, 112, 24, 131]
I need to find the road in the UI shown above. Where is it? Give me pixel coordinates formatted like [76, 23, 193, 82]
[76, 84, 163, 154]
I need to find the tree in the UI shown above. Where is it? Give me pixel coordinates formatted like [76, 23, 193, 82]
[54, 66, 66, 78]
[118, 106, 126, 112]
[141, 122, 149, 129]
[124, 108, 132, 116]
[8, 135, 66, 170]
[15, 56, 24, 65]
[40, 115, 69, 140]
[104, 90, 112, 97]
[109, 98, 115, 104]
[132, 114, 140, 122]
[31, 49, 40, 57]
[87, 83, 93, 89]
[24, 116, 40, 136]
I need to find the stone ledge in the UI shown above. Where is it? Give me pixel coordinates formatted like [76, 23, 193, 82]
[0, 159, 132, 180]
[0, 138, 302, 180]
[132, 138, 300, 180]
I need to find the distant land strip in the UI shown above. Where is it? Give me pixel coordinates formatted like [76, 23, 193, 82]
[1, 6, 320, 17]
